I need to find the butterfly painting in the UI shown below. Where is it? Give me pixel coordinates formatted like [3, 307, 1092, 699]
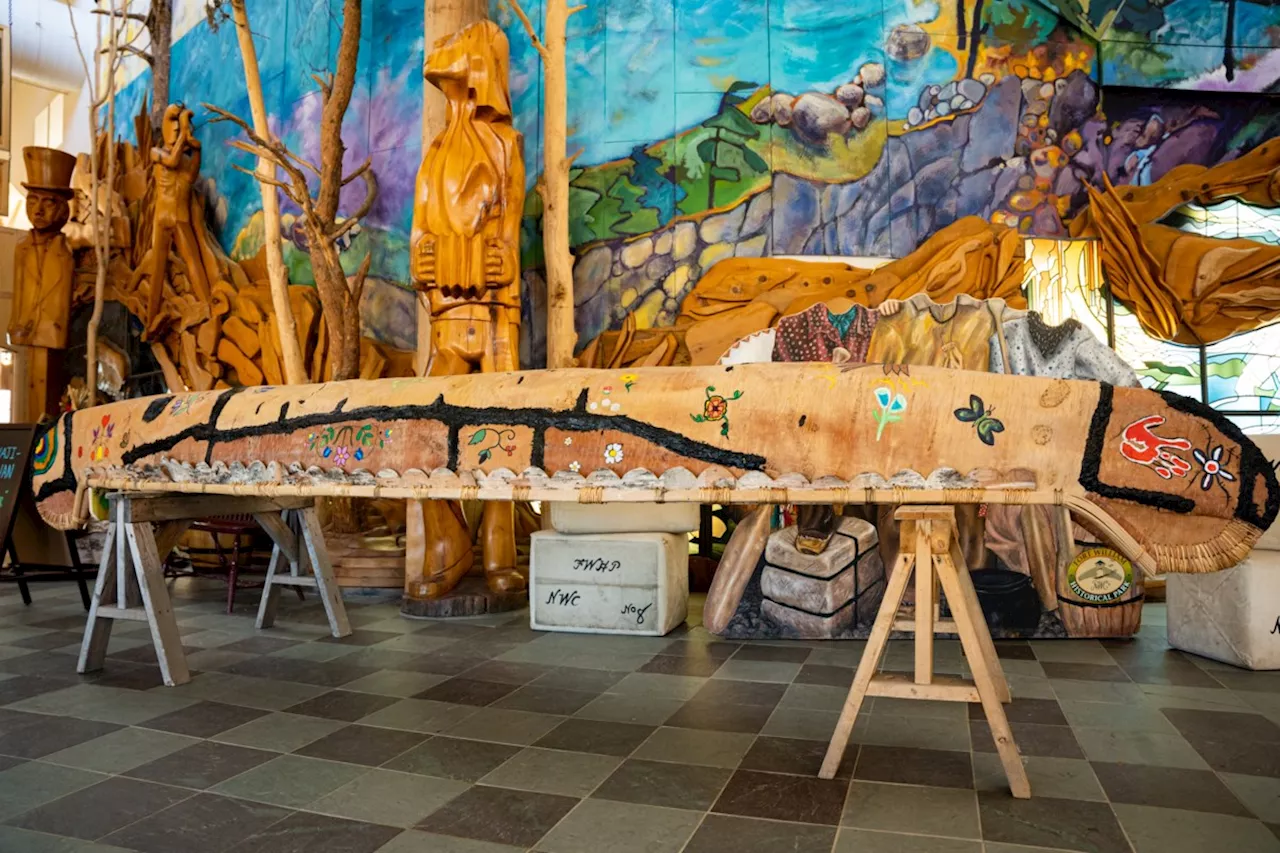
[954, 394, 1005, 446]
[872, 385, 908, 441]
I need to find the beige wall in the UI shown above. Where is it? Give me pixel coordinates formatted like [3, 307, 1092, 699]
[0, 227, 23, 422]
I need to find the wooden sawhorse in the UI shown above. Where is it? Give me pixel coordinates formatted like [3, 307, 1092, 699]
[821, 506, 1030, 798]
[78, 494, 351, 687]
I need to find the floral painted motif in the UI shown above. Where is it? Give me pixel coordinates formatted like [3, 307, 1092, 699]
[872, 385, 907, 441]
[569, 460, 581, 473]
[89, 415, 114, 462]
[308, 424, 393, 466]
[564, 436, 573, 446]
[604, 443, 624, 465]
[1194, 445, 1236, 493]
[621, 373, 638, 392]
[468, 428, 517, 464]
[1119, 415, 1192, 480]
[169, 394, 199, 417]
[690, 386, 743, 438]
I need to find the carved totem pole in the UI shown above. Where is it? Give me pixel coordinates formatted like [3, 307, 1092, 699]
[10, 148, 77, 420]
[407, 21, 527, 603]
[146, 104, 211, 336]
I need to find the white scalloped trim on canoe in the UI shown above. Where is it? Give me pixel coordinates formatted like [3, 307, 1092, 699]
[96, 457, 1040, 497]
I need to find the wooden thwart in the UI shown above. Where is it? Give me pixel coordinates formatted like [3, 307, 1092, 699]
[820, 506, 1030, 799]
[78, 494, 349, 688]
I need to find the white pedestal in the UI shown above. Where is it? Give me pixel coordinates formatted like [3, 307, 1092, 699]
[530, 531, 689, 636]
[547, 503, 700, 535]
[1168, 554, 1280, 670]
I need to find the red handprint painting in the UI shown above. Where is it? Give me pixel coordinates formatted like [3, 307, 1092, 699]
[1119, 415, 1192, 480]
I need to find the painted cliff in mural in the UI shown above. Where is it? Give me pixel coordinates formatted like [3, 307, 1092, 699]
[110, 0, 1280, 365]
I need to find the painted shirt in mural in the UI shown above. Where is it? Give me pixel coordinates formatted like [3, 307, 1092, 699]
[867, 294, 1021, 371]
[772, 303, 877, 363]
[988, 313, 1140, 387]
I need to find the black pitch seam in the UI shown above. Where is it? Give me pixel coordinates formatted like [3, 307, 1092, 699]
[116, 392, 767, 474]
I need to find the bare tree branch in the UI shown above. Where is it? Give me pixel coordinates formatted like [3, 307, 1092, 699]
[504, 0, 550, 60]
[328, 164, 377, 241]
[92, 8, 151, 23]
[105, 44, 154, 64]
[348, 251, 372, 305]
[340, 158, 371, 187]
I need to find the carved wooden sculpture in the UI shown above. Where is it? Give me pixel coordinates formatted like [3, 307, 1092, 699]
[10, 148, 77, 419]
[33, 366, 1279, 584]
[146, 105, 211, 335]
[408, 21, 526, 602]
[584, 216, 1027, 369]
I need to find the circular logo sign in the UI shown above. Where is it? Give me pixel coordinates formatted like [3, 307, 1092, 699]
[1066, 548, 1134, 604]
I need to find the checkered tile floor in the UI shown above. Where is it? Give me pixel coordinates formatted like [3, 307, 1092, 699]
[0, 580, 1278, 852]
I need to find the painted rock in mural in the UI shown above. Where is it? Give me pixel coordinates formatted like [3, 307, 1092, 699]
[31, 364, 1279, 577]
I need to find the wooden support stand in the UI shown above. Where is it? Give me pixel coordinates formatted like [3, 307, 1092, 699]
[821, 506, 1030, 799]
[78, 494, 350, 687]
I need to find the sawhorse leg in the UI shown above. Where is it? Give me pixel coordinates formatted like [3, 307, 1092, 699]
[255, 507, 350, 638]
[821, 506, 1028, 798]
[78, 500, 192, 686]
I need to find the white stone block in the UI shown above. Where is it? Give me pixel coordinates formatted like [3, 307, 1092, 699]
[530, 531, 688, 636]
[547, 502, 700, 535]
[1167, 554, 1280, 670]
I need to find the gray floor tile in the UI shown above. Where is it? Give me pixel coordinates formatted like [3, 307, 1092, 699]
[0, 761, 107, 821]
[100, 793, 292, 853]
[1222, 773, 1280, 823]
[854, 713, 970, 752]
[42, 727, 200, 774]
[212, 711, 347, 752]
[537, 798, 700, 853]
[834, 827, 982, 852]
[358, 698, 478, 734]
[574, 693, 686, 726]
[308, 767, 468, 827]
[9, 776, 192, 841]
[843, 781, 979, 838]
[9, 684, 196, 725]
[972, 753, 1105, 802]
[479, 747, 621, 797]
[0, 825, 140, 852]
[441, 707, 565, 746]
[632, 727, 755, 768]
[1113, 803, 1280, 853]
[212, 754, 369, 807]
[1073, 727, 1210, 769]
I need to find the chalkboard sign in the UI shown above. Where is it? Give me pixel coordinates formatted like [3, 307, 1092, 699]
[0, 423, 39, 551]
[0, 423, 90, 608]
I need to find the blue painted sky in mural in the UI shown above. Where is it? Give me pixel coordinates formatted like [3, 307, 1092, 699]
[499, 0, 958, 167]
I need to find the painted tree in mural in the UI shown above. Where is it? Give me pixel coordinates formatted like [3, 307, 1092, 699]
[696, 91, 767, 211]
[1220, 0, 1280, 81]
[205, 0, 377, 381]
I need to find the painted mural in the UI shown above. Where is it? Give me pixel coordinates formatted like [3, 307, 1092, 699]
[110, 0, 1280, 366]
